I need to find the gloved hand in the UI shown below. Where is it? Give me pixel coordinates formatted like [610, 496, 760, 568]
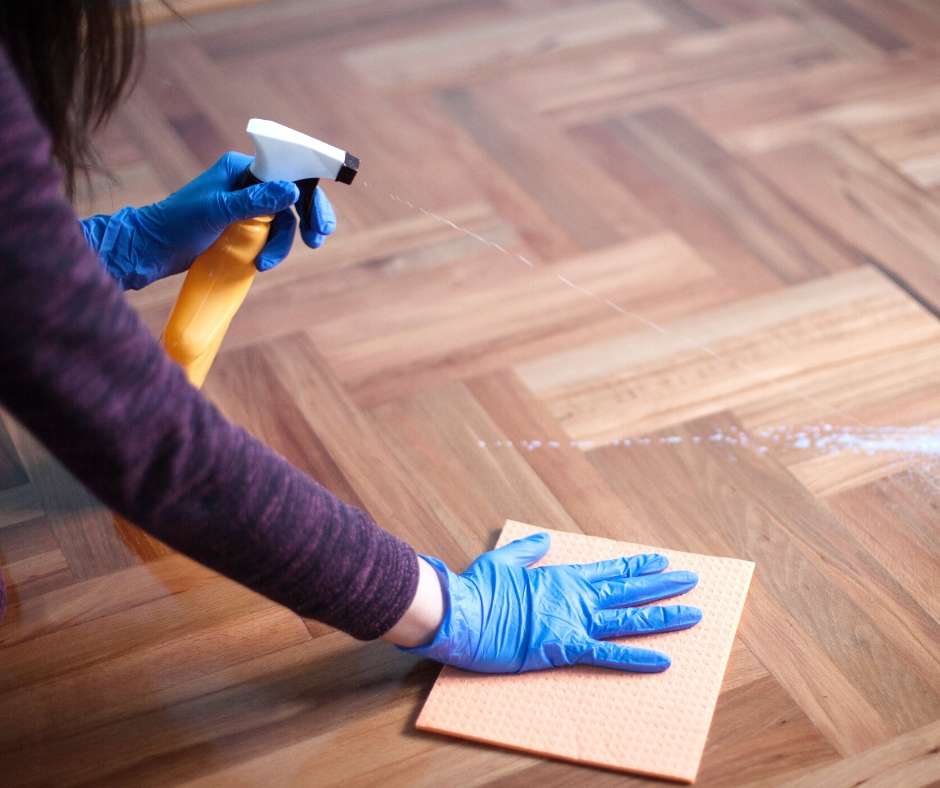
[80, 151, 337, 290]
[403, 532, 702, 673]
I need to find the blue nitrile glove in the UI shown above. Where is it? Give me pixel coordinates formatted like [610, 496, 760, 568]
[403, 532, 702, 673]
[80, 151, 337, 290]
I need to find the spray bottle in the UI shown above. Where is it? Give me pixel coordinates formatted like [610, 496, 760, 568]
[115, 120, 358, 537]
[161, 118, 359, 387]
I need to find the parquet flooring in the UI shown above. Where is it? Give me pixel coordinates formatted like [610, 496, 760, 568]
[2, 1, 940, 785]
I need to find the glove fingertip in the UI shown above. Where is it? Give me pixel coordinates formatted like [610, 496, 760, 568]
[257, 252, 287, 271]
[637, 553, 669, 574]
[518, 531, 552, 552]
[273, 180, 301, 208]
[301, 228, 328, 249]
[652, 654, 671, 672]
[313, 186, 337, 233]
[632, 649, 671, 672]
[251, 181, 298, 214]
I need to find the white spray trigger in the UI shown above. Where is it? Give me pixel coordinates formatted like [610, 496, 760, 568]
[246, 118, 358, 184]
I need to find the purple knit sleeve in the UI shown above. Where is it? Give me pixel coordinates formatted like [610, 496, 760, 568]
[0, 46, 418, 638]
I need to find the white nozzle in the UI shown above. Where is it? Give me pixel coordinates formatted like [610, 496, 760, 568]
[246, 118, 358, 184]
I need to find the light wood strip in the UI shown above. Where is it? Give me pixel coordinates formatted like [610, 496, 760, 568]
[518, 267, 940, 442]
[345, 1, 665, 88]
[777, 718, 940, 788]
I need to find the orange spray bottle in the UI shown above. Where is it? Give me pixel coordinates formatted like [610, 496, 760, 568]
[162, 118, 359, 386]
[114, 120, 358, 535]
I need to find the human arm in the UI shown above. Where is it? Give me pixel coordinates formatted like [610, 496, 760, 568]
[0, 43, 416, 637]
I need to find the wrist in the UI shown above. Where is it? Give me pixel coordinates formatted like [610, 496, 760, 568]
[382, 555, 446, 648]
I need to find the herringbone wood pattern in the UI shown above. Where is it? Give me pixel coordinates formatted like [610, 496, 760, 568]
[2, 1, 940, 784]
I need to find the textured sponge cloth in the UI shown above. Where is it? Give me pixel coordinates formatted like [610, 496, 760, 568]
[415, 520, 755, 783]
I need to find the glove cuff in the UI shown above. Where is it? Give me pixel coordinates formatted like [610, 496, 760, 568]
[79, 214, 110, 253]
[81, 206, 154, 290]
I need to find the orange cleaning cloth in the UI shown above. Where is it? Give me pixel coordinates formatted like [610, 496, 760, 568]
[415, 520, 755, 782]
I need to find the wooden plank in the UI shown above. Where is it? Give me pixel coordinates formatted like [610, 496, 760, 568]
[435, 85, 657, 253]
[776, 718, 940, 788]
[0, 557, 269, 690]
[680, 55, 938, 144]
[206, 345, 366, 511]
[827, 470, 940, 622]
[344, 1, 665, 88]
[721, 74, 940, 155]
[189, 0, 510, 64]
[505, 17, 840, 125]
[2, 417, 141, 580]
[258, 332, 465, 566]
[751, 134, 940, 314]
[177, 693, 532, 788]
[372, 381, 580, 556]
[853, 113, 940, 191]
[517, 267, 940, 443]
[604, 107, 862, 283]
[2, 548, 70, 596]
[141, 0, 273, 25]
[468, 370, 649, 542]
[836, 0, 940, 51]
[571, 118, 783, 297]
[809, 0, 908, 52]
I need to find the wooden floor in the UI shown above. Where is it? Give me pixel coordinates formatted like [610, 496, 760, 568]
[3, 1, 940, 785]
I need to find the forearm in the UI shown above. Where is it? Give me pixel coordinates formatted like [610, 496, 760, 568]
[0, 255, 420, 635]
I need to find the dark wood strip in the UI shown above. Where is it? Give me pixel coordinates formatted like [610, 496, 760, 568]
[751, 135, 940, 317]
[811, 0, 908, 51]
[435, 85, 656, 254]
[571, 118, 783, 296]
[615, 107, 862, 283]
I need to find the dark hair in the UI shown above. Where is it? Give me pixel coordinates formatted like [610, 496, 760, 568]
[0, 2, 143, 198]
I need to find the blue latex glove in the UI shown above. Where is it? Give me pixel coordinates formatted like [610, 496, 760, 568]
[80, 152, 337, 290]
[403, 532, 702, 673]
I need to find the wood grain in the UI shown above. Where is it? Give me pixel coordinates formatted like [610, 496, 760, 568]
[777, 719, 940, 788]
[3, 0, 940, 784]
